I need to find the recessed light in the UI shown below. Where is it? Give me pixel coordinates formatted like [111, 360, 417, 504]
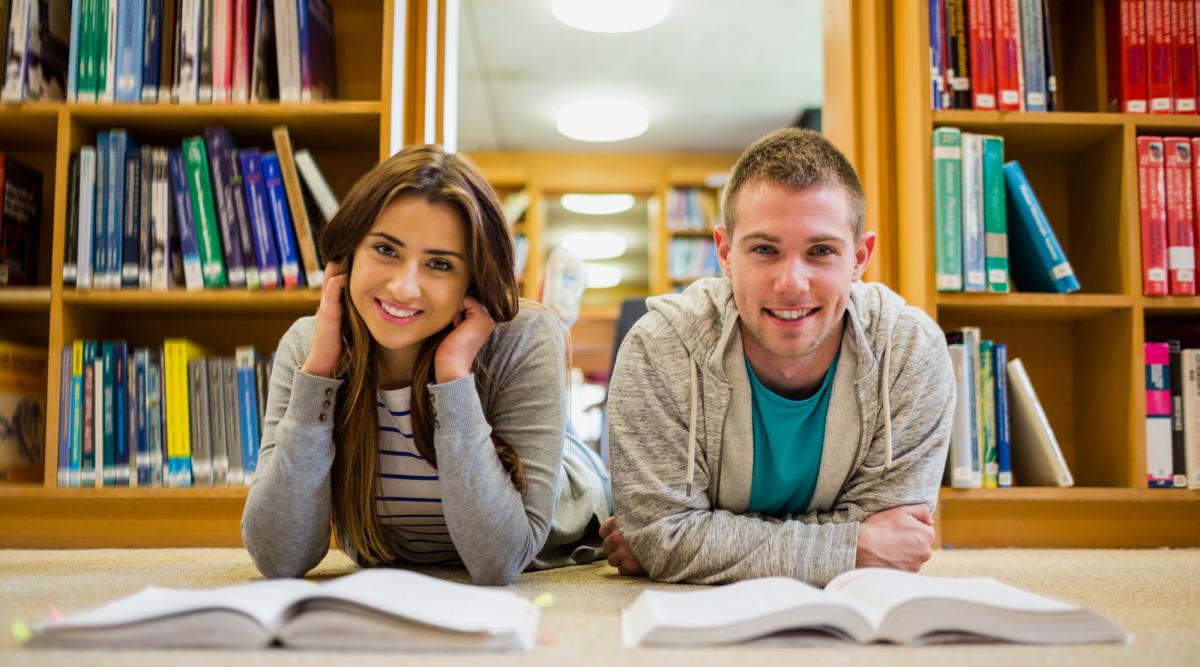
[552, 0, 670, 34]
[562, 231, 627, 260]
[561, 193, 636, 215]
[586, 264, 622, 289]
[556, 97, 649, 142]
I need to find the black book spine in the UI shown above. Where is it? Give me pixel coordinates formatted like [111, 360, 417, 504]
[64, 152, 81, 286]
[120, 154, 141, 288]
[1168, 340, 1188, 488]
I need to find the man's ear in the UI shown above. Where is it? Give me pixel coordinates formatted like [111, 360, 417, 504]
[714, 225, 733, 277]
[853, 230, 877, 281]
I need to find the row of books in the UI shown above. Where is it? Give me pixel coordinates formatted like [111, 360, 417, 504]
[54, 338, 271, 488]
[62, 124, 335, 291]
[665, 187, 718, 233]
[1109, 0, 1200, 114]
[1144, 341, 1200, 488]
[945, 328, 1073, 489]
[1, 0, 334, 104]
[666, 238, 719, 282]
[0, 339, 46, 482]
[932, 127, 1080, 294]
[1136, 136, 1199, 296]
[929, 0, 1058, 111]
[0, 153, 43, 286]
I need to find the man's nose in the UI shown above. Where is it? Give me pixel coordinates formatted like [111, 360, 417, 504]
[775, 257, 809, 293]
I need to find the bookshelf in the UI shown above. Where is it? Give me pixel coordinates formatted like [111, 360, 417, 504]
[653, 167, 728, 295]
[897, 1, 1200, 547]
[0, 0, 398, 547]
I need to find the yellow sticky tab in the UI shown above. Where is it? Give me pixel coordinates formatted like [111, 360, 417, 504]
[531, 592, 555, 609]
[9, 618, 32, 643]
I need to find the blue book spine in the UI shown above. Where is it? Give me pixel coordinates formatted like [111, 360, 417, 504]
[147, 349, 164, 485]
[239, 149, 281, 288]
[109, 130, 129, 289]
[58, 347, 72, 487]
[101, 341, 116, 486]
[134, 348, 150, 486]
[929, 0, 944, 110]
[68, 0, 83, 100]
[121, 151, 142, 287]
[114, 341, 129, 485]
[235, 347, 260, 479]
[1002, 161, 1081, 293]
[70, 341, 84, 487]
[993, 342, 1012, 488]
[141, 0, 162, 100]
[296, 0, 311, 100]
[1019, 0, 1047, 112]
[168, 149, 205, 289]
[114, 0, 146, 102]
[94, 132, 110, 287]
[261, 151, 302, 287]
[202, 126, 248, 287]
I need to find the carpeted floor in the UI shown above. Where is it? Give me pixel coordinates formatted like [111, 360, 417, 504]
[2, 548, 1198, 666]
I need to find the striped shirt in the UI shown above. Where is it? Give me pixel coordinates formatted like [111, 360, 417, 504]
[376, 387, 459, 565]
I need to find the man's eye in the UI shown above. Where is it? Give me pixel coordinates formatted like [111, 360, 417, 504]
[751, 245, 776, 255]
[812, 246, 834, 256]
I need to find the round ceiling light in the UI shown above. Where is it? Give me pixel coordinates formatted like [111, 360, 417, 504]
[552, 0, 670, 34]
[585, 264, 622, 289]
[560, 193, 636, 216]
[556, 97, 649, 142]
[561, 231, 627, 260]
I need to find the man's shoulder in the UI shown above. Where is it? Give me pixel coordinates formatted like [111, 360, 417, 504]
[850, 282, 944, 353]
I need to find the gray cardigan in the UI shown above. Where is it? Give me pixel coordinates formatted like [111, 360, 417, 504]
[608, 278, 954, 586]
[241, 301, 609, 585]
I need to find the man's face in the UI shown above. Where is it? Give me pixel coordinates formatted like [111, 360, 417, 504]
[715, 181, 875, 368]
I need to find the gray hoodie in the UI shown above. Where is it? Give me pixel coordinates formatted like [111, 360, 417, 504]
[608, 278, 954, 586]
[242, 301, 609, 585]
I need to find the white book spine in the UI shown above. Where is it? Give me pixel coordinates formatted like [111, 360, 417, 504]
[273, 0, 299, 101]
[77, 147, 98, 290]
[1, 0, 33, 102]
[102, 0, 119, 102]
[1183, 350, 1200, 487]
[294, 149, 338, 219]
[947, 344, 977, 488]
[150, 149, 170, 289]
[961, 133, 987, 292]
[178, 0, 201, 102]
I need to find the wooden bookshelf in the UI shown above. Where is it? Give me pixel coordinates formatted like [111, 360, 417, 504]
[896, 0, 1200, 546]
[0, 0, 399, 546]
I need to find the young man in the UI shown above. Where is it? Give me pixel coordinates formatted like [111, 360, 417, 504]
[602, 128, 954, 585]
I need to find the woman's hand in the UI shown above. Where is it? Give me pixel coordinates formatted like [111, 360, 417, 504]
[435, 296, 496, 384]
[300, 260, 346, 378]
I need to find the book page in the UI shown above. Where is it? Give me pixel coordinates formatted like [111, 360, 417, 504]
[638, 578, 828, 628]
[40, 579, 320, 631]
[826, 568, 1080, 617]
[311, 569, 538, 636]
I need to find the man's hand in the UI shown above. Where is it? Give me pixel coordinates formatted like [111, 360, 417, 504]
[600, 516, 648, 577]
[855, 504, 934, 572]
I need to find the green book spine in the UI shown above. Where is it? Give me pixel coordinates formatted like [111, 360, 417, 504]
[101, 341, 116, 487]
[982, 135, 1010, 292]
[933, 127, 964, 291]
[77, 0, 91, 99]
[182, 137, 229, 288]
[95, 0, 108, 98]
[979, 339, 998, 488]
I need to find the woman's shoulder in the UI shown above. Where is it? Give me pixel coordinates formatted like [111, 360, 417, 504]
[276, 315, 318, 361]
[488, 300, 565, 356]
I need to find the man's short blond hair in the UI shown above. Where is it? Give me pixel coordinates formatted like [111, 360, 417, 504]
[721, 128, 866, 238]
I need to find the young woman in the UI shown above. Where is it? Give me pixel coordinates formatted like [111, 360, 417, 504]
[242, 145, 610, 585]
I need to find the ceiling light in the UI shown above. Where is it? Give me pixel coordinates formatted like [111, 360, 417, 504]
[586, 264, 622, 289]
[552, 0, 670, 34]
[556, 97, 649, 142]
[561, 193, 635, 215]
[562, 231, 627, 260]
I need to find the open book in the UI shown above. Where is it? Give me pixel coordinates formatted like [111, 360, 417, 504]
[29, 569, 539, 651]
[622, 568, 1129, 647]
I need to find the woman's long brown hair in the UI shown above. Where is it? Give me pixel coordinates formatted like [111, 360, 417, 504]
[320, 145, 522, 566]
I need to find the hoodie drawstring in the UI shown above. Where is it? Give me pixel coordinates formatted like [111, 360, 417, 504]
[881, 333, 894, 477]
[685, 357, 698, 496]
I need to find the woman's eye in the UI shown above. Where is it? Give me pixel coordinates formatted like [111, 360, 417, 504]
[428, 258, 453, 272]
[372, 243, 397, 257]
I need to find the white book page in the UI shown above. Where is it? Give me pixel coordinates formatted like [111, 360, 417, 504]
[826, 568, 1080, 618]
[639, 578, 831, 628]
[313, 569, 537, 636]
[41, 579, 319, 632]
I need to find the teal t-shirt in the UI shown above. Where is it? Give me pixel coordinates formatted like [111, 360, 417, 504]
[745, 354, 838, 516]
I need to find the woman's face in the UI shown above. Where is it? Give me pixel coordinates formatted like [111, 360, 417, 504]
[348, 196, 470, 378]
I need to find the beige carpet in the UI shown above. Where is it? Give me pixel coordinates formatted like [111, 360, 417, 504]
[2, 548, 1197, 666]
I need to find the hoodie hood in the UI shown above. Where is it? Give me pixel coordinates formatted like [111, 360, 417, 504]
[643, 277, 907, 510]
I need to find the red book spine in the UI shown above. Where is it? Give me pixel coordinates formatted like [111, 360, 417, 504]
[969, 0, 997, 109]
[1172, 0, 1198, 112]
[1139, 137, 1171, 295]
[1166, 138, 1198, 294]
[1149, 0, 1175, 112]
[993, 0, 1022, 110]
[231, 0, 252, 102]
[1109, 0, 1150, 112]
